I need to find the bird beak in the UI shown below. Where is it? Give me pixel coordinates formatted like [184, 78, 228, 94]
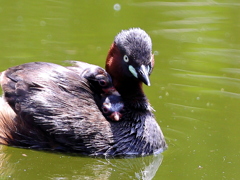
[137, 65, 151, 86]
[110, 112, 122, 121]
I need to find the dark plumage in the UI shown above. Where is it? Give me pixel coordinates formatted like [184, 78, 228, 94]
[101, 94, 124, 121]
[0, 28, 167, 157]
[66, 61, 124, 121]
[114, 28, 153, 67]
[0, 62, 114, 153]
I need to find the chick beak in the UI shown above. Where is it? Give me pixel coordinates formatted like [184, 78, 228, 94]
[110, 112, 122, 121]
[137, 65, 151, 86]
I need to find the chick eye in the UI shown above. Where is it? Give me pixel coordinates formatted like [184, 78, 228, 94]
[123, 55, 129, 62]
[102, 106, 109, 113]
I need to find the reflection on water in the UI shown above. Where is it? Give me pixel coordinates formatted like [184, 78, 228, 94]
[0, 146, 163, 179]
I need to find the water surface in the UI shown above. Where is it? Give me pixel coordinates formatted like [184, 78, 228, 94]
[0, 1, 240, 179]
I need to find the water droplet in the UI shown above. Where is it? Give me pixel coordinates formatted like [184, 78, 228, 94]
[65, 50, 77, 55]
[40, 20, 46, 26]
[113, 3, 121, 11]
[17, 16, 23, 22]
[197, 37, 203, 43]
[47, 34, 52, 40]
[41, 39, 47, 45]
[200, 27, 205, 32]
[180, 35, 186, 41]
[154, 51, 159, 55]
[225, 32, 230, 38]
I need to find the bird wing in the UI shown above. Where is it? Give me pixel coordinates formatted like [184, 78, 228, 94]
[0, 62, 112, 151]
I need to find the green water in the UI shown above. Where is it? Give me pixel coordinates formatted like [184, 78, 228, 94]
[1, 1, 240, 179]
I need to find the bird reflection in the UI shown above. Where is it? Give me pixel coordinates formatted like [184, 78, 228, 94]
[0, 145, 163, 179]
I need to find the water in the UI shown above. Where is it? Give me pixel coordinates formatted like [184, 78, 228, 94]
[1, 0, 240, 179]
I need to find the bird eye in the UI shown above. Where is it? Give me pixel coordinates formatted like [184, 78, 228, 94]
[99, 80, 107, 87]
[102, 106, 109, 113]
[123, 55, 129, 62]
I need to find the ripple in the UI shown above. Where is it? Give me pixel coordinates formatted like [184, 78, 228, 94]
[131, 2, 240, 7]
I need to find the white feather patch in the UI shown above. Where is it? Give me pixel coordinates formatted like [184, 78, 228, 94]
[129, 65, 138, 78]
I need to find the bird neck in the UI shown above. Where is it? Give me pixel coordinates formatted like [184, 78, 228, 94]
[106, 43, 149, 111]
